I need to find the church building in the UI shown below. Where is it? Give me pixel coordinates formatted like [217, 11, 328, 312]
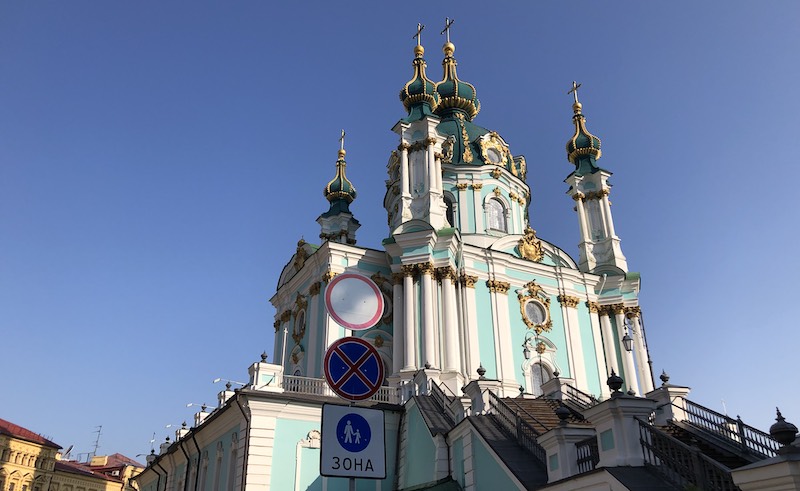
[133, 25, 797, 491]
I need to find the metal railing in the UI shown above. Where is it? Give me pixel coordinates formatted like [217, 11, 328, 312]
[638, 418, 740, 491]
[575, 435, 599, 473]
[563, 384, 601, 410]
[429, 381, 460, 422]
[487, 391, 546, 466]
[281, 375, 401, 404]
[681, 398, 778, 459]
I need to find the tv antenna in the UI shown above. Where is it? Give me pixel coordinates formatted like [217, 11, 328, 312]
[63, 444, 74, 460]
[90, 425, 103, 460]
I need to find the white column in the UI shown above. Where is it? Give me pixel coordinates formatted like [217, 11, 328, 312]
[420, 263, 437, 368]
[392, 274, 405, 375]
[574, 193, 590, 241]
[399, 143, 410, 196]
[435, 154, 443, 190]
[402, 266, 416, 370]
[600, 189, 617, 238]
[588, 303, 610, 399]
[461, 275, 480, 377]
[306, 287, 322, 377]
[613, 306, 639, 395]
[629, 311, 653, 393]
[560, 296, 588, 393]
[472, 184, 484, 232]
[457, 184, 469, 231]
[489, 281, 516, 391]
[598, 309, 617, 375]
[426, 138, 437, 192]
[440, 268, 460, 372]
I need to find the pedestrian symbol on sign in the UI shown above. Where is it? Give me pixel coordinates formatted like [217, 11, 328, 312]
[337, 413, 371, 453]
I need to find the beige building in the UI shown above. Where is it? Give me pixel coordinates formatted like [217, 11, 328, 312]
[0, 418, 142, 491]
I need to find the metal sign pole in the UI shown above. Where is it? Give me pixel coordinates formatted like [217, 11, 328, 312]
[349, 477, 355, 491]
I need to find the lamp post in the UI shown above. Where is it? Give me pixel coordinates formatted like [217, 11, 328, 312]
[522, 331, 546, 396]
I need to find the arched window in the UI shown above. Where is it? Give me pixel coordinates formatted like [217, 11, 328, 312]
[444, 196, 455, 228]
[487, 198, 507, 232]
[530, 363, 553, 397]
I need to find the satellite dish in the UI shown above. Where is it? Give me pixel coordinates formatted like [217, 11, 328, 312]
[63, 445, 74, 459]
[324, 273, 384, 330]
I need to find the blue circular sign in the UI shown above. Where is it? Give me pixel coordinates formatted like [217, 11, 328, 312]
[336, 413, 371, 452]
[324, 337, 385, 401]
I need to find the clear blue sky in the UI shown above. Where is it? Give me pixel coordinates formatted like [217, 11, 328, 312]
[2, 2, 798, 460]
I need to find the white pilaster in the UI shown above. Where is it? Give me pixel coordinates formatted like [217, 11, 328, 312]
[420, 264, 437, 368]
[588, 303, 610, 400]
[613, 306, 639, 395]
[400, 143, 410, 197]
[441, 269, 460, 372]
[306, 289, 321, 378]
[402, 267, 416, 370]
[392, 275, 405, 375]
[598, 309, 617, 375]
[489, 280, 516, 393]
[472, 184, 484, 232]
[629, 311, 653, 394]
[461, 275, 480, 377]
[560, 296, 588, 394]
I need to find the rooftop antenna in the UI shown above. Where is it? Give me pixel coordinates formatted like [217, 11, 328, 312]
[63, 444, 74, 460]
[721, 399, 729, 416]
[149, 432, 156, 453]
[90, 425, 102, 460]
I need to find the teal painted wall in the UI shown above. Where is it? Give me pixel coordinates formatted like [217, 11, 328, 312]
[403, 406, 437, 489]
[452, 436, 465, 489]
[271, 418, 322, 490]
[472, 433, 519, 490]
[577, 305, 602, 396]
[546, 298, 571, 378]
[474, 282, 498, 378]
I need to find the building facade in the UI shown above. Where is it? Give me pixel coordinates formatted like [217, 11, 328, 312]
[133, 30, 793, 491]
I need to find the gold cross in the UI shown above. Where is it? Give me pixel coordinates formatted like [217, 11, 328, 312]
[440, 17, 455, 43]
[339, 129, 345, 152]
[567, 81, 582, 104]
[413, 23, 425, 46]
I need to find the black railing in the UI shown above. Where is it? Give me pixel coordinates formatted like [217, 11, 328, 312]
[638, 418, 741, 491]
[575, 435, 599, 473]
[429, 382, 459, 422]
[563, 384, 601, 410]
[487, 391, 546, 466]
[681, 398, 778, 459]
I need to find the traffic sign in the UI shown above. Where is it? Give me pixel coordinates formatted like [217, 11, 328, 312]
[324, 337, 385, 401]
[325, 273, 384, 330]
[321, 404, 386, 479]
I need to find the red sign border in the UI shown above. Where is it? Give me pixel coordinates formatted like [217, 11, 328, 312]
[324, 273, 384, 330]
[323, 337, 385, 401]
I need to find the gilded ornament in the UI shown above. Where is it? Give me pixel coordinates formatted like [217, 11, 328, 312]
[518, 227, 544, 262]
[435, 266, 456, 282]
[491, 168, 501, 179]
[273, 320, 280, 332]
[417, 262, 435, 275]
[309, 282, 321, 296]
[493, 187, 502, 197]
[610, 303, 626, 315]
[535, 341, 547, 355]
[374, 335, 384, 348]
[586, 301, 601, 313]
[486, 279, 510, 294]
[294, 293, 308, 311]
[557, 294, 581, 308]
[459, 119, 473, 163]
[401, 264, 417, 277]
[392, 272, 405, 285]
[515, 156, 527, 180]
[625, 306, 641, 318]
[425, 136, 437, 147]
[293, 239, 308, 270]
[509, 192, 518, 201]
[572, 192, 586, 202]
[280, 310, 292, 323]
[472, 183, 483, 190]
[441, 136, 454, 164]
[398, 142, 411, 151]
[322, 271, 338, 284]
[456, 182, 468, 191]
[291, 353, 299, 364]
[459, 274, 478, 288]
[518, 281, 552, 334]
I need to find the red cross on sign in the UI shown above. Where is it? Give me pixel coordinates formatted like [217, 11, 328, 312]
[323, 337, 384, 401]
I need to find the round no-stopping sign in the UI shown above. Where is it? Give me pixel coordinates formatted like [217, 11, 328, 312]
[324, 337, 384, 401]
[324, 273, 384, 330]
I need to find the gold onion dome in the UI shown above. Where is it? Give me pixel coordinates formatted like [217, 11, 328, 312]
[434, 42, 480, 121]
[566, 101, 602, 163]
[400, 43, 440, 114]
[323, 149, 357, 207]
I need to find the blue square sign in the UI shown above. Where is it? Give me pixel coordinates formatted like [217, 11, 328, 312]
[321, 404, 386, 479]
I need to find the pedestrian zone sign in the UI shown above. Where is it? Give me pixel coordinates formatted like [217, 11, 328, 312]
[321, 404, 386, 479]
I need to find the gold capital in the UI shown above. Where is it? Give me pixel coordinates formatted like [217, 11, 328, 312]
[557, 294, 581, 308]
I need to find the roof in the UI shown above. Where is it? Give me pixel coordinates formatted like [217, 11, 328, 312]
[94, 453, 145, 468]
[55, 460, 119, 482]
[0, 417, 61, 449]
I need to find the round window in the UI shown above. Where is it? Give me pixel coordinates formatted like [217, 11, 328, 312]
[524, 300, 547, 325]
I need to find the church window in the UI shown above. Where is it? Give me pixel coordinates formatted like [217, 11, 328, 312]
[444, 196, 455, 227]
[530, 363, 553, 397]
[523, 300, 548, 326]
[487, 198, 507, 232]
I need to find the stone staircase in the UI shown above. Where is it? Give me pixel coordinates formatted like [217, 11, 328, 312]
[502, 397, 590, 434]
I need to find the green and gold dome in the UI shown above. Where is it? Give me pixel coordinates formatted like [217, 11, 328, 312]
[399, 43, 440, 119]
[434, 41, 480, 121]
[566, 100, 602, 166]
[321, 148, 357, 217]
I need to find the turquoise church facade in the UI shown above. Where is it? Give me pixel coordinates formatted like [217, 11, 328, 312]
[133, 27, 701, 491]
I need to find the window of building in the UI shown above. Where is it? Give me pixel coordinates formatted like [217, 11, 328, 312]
[487, 198, 507, 232]
[530, 363, 553, 397]
[444, 196, 455, 227]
